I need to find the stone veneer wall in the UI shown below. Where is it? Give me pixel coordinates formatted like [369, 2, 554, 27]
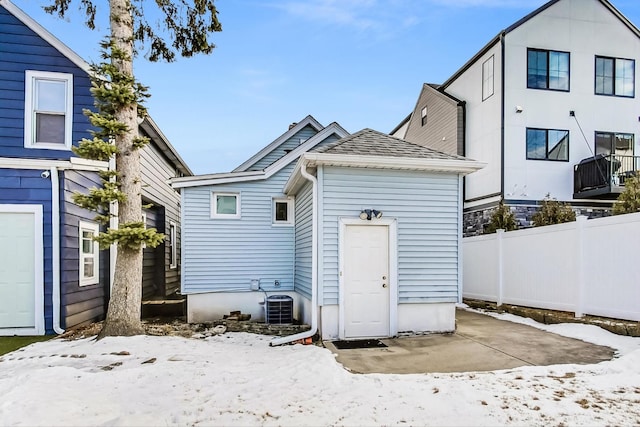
[463, 202, 614, 237]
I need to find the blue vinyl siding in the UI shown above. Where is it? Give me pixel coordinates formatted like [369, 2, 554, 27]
[248, 126, 318, 170]
[320, 166, 461, 306]
[294, 181, 313, 300]
[0, 168, 54, 333]
[60, 170, 107, 329]
[181, 165, 297, 293]
[0, 5, 93, 161]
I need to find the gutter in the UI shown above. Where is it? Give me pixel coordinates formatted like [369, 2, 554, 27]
[50, 166, 64, 334]
[270, 161, 318, 346]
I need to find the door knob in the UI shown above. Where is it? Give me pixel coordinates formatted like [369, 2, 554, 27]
[382, 283, 387, 288]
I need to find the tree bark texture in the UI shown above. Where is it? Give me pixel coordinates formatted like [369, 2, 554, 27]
[98, 0, 144, 338]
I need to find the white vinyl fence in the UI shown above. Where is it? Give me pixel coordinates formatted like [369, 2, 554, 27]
[463, 212, 640, 322]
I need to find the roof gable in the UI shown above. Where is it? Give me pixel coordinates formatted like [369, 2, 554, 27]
[442, 0, 640, 89]
[285, 129, 486, 194]
[172, 121, 349, 188]
[233, 115, 324, 172]
[1, 0, 90, 72]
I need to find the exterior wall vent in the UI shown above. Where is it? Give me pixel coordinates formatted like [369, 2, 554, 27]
[265, 295, 293, 324]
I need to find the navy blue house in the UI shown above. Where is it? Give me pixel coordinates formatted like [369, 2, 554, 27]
[0, 0, 191, 335]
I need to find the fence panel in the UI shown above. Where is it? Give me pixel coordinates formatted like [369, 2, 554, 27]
[582, 215, 640, 321]
[501, 224, 577, 312]
[462, 212, 640, 322]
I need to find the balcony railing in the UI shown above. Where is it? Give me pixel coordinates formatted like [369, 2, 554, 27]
[573, 154, 639, 199]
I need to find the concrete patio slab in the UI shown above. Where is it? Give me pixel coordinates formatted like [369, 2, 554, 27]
[323, 309, 615, 374]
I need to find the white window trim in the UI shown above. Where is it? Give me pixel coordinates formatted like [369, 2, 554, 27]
[79, 221, 99, 287]
[169, 221, 177, 269]
[24, 70, 74, 151]
[272, 197, 294, 226]
[211, 192, 241, 219]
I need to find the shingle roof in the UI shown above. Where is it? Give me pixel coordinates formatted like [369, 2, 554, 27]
[312, 128, 470, 161]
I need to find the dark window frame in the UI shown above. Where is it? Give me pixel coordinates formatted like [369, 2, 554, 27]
[420, 106, 427, 126]
[594, 131, 635, 156]
[526, 127, 570, 162]
[527, 48, 571, 92]
[594, 55, 635, 98]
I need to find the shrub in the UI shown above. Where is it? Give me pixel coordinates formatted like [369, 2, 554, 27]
[532, 194, 576, 226]
[484, 200, 517, 233]
[613, 174, 640, 215]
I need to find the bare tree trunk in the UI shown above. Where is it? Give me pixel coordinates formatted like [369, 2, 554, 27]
[98, 0, 144, 338]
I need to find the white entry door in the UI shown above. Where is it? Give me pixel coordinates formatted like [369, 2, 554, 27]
[343, 225, 390, 339]
[0, 206, 43, 335]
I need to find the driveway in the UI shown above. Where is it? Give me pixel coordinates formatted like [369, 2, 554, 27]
[323, 309, 615, 374]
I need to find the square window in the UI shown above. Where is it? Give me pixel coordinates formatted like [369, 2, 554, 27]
[212, 192, 240, 218]
[526, 128, 569, 161]
[527, 49, 570, 91]
[595, 56, 635, 97]
[24, 70, 73, 150]
[79, 221, 99, 286]
[273, 197, 294, 225]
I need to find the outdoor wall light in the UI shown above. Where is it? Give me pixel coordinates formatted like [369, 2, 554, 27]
[515, 105, 523, 113]
[359, 209, 383, 220]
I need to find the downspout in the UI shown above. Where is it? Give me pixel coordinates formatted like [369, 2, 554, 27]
[50, 166, 64, 334]
[270, 161, 318, 346]
[500, 31, 506, 200]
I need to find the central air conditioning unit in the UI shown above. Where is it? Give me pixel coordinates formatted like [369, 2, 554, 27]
[265, 295, 293, 324]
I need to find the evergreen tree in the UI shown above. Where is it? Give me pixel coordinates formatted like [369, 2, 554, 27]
[532, 194, 576, 227]
[44, 0, 222, 338]
[484, 200, 517, 234]
[613, 174, 640, 215]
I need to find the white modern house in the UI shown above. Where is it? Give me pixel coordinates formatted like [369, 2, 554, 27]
[172, 117, 484, 342]
[392, 0, 640, 234]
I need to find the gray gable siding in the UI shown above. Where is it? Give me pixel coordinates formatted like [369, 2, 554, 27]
[404, 85, 463, 156]
[0, 6, 93, 160]
[293, 180, 313, 300]
[320, 166, 460, 305]
[248, 125, 318, 171]
[181, 165, 297, 293]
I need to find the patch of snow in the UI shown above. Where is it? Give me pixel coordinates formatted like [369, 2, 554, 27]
[0, 315, 639, 426]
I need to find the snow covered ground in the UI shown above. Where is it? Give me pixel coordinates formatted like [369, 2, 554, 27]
[1, 310, 639, 427]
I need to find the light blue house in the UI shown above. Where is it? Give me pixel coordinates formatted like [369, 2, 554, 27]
[173, 117, 484, 341]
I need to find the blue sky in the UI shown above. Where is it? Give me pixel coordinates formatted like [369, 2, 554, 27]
[16, 0, 640, 174]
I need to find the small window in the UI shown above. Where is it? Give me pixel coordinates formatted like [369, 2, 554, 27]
[169, 221, 177, 269]
[420, 106, 428, 126]
[24, 70, 73, 150]
[79, 221, 99, 286]
[273, 197, 294, 225]
[482, 55, 494, 100]
[527, 49, 570, 91]
[595, 56, 635, 97]
[212, 192, 240, 218]
[526, 128, 569, 161]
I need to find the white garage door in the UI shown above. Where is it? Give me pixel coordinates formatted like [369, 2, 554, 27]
[0, 205, 44, 335]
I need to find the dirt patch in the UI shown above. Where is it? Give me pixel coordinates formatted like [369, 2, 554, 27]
[464, 299, 640, 337]
[59, 318, 311, 341]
